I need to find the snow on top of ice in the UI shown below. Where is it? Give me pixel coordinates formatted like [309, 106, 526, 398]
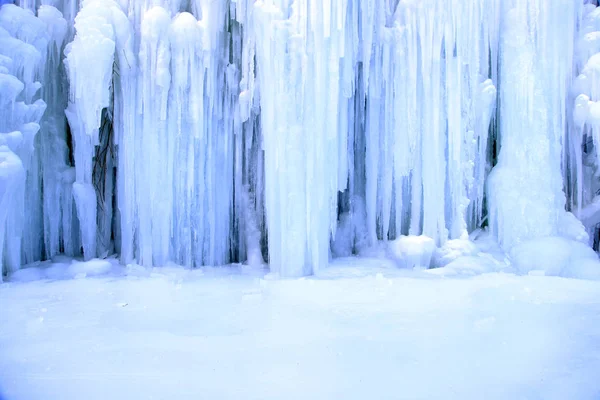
[574, 94, 590, 129]
[37, 5, 67, 50]
[0, 35, 42, 83]
[141, 6, 171, 41]
[0, 131, 23, 152]
[0, 145, 23, 178]
[64, 0, 120, 148]
[0, 4, 48, 51]
[0, 72, 23, 105]
[0, 53, 12, 69]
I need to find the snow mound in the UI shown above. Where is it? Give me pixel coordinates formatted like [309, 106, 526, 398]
[387, 235, 435, 269]
[510, 237, 600, 280]
[67, 259, 112, 277]
[427, 254, 503, 277]
[10, 258, 116, 281]
[558, 212, 590, 243]
[432, 239, 479, 268]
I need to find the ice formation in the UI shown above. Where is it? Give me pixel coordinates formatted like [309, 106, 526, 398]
[1, 0, 600, 278]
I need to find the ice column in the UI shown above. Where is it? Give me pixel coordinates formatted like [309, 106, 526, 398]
[254, 0, 350, 276]
[488, 0, 579, 249]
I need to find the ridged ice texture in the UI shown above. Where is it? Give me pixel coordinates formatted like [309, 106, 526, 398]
[488, 0, 580, 250]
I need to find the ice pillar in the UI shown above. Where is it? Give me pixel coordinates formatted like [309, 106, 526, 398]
[488, 0, 580, 249]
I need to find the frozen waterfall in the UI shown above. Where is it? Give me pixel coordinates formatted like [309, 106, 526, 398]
[1, 0, 599, 278]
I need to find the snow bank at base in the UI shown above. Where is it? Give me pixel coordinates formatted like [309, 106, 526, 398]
[2, 261, 600, 400]
[7, 226, 600, 283]
[432, 239, 480, 268]
[387, 235, 436, 269]
[382, 228, 600, 280]
[510, 237, 600, 280]
[10, 257, 118, 281]
[505, 212, 600, 280]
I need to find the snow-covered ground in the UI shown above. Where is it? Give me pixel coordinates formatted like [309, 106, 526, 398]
[1, 258, 600, 400]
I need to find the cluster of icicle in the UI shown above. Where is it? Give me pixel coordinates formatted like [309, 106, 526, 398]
[63, 0, 258, 269]
[255, 0, 500, 276]
[0, 4, 71, 282]
[0, 0, 593, 278]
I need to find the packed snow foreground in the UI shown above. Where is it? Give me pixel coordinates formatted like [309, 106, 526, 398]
[0, 260, 599, 400]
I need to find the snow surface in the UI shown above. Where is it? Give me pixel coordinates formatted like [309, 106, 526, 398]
[1, 259, 600, 400]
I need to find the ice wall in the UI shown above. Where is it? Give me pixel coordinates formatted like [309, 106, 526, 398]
[1, 0, 596, 278]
